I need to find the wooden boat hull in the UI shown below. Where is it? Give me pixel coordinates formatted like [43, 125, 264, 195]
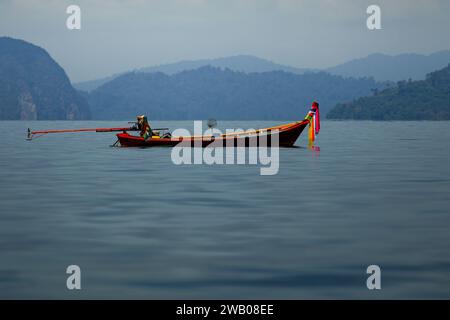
[116, 120, 309, 148]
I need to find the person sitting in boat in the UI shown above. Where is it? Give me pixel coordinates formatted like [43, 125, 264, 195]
[137, 115, 153, 139]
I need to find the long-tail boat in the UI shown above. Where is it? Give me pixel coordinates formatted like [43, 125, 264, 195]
[27, 102, 320, 148]
[116, 120, 309, 147]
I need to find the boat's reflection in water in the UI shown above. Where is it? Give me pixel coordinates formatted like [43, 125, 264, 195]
[308, 144, 321, 155]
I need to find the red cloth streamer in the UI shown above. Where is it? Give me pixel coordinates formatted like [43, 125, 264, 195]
[314, 107, 320, 135]
[312, 101, 320, 135]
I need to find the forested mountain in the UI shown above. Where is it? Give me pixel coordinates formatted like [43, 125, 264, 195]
[0, 37, 90, 120]
[4, 36, 448, 121]
[88, 66, 384, 120]
[74, 55, 312, 92]
[75, 51, 450, 92]
[327, 64, 450, 120]
[326, 51, 450, 82]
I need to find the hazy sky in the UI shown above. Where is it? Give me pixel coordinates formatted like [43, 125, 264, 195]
[1, 0, 450, 82]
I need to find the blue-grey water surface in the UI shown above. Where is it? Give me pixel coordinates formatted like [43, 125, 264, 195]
[0, 120, 450, 299]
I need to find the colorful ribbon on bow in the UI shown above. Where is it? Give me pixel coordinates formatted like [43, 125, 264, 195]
[305, 101, 320, 146]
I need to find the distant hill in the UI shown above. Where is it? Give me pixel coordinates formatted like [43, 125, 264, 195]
[326, 51, 450, 82]
[138, 55, 311, 75]
[74, 55, 313, 92]
[88, 66, 385, 120]
[76, 51, 450, 92]
[327, 64, 450, 120]
[73, 74, 118, 93]
[0, 37, 90, 120]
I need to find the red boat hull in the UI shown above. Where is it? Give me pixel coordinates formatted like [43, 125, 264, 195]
[116, 120, 309, 148]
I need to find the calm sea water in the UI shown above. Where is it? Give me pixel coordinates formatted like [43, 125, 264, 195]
[0, 120, 450, 299]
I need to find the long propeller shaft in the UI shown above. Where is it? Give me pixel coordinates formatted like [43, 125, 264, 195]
[27, 126, 137, 140]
